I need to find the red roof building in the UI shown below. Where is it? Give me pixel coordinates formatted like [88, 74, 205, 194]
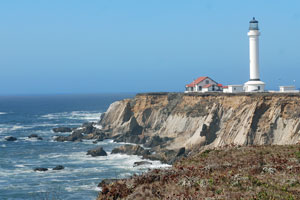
[185, 76, 223, 93]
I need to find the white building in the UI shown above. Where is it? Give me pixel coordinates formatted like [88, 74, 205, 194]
[202, 84, 223, 92]
[223, 85, 244, 93]
[244, 17, 265, 92]
[185, 77, 222, 92]
[279, 86, 299, 93]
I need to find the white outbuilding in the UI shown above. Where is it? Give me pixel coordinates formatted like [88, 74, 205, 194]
[279, 86, 299, 93]
[223, 85, 244, 93]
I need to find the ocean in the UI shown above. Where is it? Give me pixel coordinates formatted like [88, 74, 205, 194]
[0, 94, 169, 200]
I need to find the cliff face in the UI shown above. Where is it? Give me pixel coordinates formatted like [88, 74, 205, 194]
[100, 93, 300, 150]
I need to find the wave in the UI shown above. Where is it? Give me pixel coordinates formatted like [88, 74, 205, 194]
[0, 125, 34, 134]
[66, 151, 171, 170]
[93, 124, 102, 129]
[39, 153, 68, 159]
[41, 111, 102, 122]
[0, 168, 33, 177]
[65, 184, 101, 192]
[15, 164, 26, 168]
[0, 112, 7, 115]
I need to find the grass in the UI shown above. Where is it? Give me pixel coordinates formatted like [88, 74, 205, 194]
[97, 144, 300, 200]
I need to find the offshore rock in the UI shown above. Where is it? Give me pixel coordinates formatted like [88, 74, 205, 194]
[53, 165, 64, 170]
[54, 124, 107, 142]
[52, 127, 72, 133]
[34, 167, 48, 172]
[28, 134, 43, 140]
[55, 131, 83, 142]
[28, 134, 38, 138]
[87, 146, 107, 157]
[4, 136, 17, 141]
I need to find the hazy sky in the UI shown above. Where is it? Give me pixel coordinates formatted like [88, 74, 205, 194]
[1, 0, 300, 94]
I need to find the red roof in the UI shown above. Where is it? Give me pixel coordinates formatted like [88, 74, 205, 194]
[217, 84, 223, 87]
[203, 84, 213, 88]
[186, 77, 208, 87]
[223, 86, 228, 88]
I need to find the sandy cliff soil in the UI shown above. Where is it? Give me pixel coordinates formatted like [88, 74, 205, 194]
[100, 93, 300, 152]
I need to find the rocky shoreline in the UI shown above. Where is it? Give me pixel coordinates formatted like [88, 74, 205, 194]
[52, 92, 300, 199]
[53, 121, 187, 164]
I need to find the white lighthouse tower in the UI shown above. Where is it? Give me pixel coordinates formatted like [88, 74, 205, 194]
[244, 17, 265, 92]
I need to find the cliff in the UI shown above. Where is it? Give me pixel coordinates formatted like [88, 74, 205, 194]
[100, 93, 300, 152]
[97, 93, 300, 199]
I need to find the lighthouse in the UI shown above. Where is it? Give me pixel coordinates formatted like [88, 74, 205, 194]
[244, 17, 265, 92]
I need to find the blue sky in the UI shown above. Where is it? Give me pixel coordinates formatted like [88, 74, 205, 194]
[1, 0, 300, 94]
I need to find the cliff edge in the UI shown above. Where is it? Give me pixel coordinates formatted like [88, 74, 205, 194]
[100, 93, 300, 152]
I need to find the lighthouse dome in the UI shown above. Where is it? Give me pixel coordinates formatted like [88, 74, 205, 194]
[249, 17, 259, 30]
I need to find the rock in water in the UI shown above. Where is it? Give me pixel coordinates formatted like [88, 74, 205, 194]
[133, 161, 152, 167]
[34, 167, 48, 172]
[87, 146, 107, 157]
[28, 134, 38, 138]
[55, 131, 83, 142]
[37, 137, 43, 140]
[28, 134, 43, 140]
[52, 127, 72, 133]
[4, 136, 17, 141]
[111, 144, 151, 157]
[53, 165, 64, 170]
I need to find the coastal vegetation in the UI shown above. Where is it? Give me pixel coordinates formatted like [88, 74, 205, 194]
[97, 144, 300, 199]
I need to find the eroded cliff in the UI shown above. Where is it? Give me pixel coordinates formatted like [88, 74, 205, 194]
[99, 93, 300, 152]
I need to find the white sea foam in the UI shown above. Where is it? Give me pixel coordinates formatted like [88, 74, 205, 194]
[22, 137, 40, 142]
[65, 151, 171, 172]
[1, 144, 7, 147]
[0, 125, 33, 134]
[93, 124, 102, 129]
[0, 112, 7, 115]
[15, 164, 26, 168]
[39, 153, 68, 159]
[65, 184, 101, 192]
[0, 168, 33, 177]
[41, 111, 102, 122]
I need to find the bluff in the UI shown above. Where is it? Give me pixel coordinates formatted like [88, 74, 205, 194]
[99, 93, 300, 152]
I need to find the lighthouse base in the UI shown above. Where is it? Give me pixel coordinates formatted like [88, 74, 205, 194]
[244, 80, 265, 92]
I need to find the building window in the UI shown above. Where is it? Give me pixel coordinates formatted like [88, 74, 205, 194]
[205, 80, 209, 84]
[198, 86, 202, 91]
[234, 88, 236, 90]
[258, 86, 260, 90]
[191, 87, 193, 91]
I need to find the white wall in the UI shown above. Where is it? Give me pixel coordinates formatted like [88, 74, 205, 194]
[228, 85, 244, 93]
[195, 77, 218, 91]
[279, 86, 295, 92]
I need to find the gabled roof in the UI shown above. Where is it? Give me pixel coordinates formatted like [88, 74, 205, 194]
[203, 84, 213, 88]
[186, 76, 208, 87]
